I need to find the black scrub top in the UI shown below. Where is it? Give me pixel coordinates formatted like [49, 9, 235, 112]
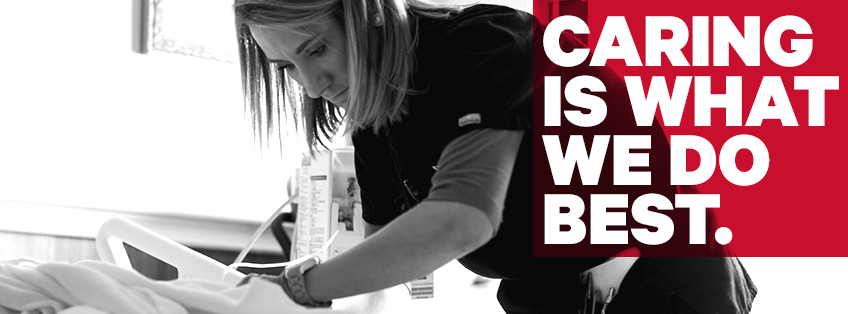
[353, 3, 574, 280]
[352, 4, 756, 314]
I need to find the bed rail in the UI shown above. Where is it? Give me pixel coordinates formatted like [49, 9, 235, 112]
[95, 217, 245, 286]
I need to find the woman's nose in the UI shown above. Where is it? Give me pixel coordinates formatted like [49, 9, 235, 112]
[297, 69, 329, 99]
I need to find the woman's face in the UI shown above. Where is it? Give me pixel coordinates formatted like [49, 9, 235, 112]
[249, 19, 349, 109]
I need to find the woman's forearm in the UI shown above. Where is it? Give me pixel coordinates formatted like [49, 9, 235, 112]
[303, 200, 494, 302]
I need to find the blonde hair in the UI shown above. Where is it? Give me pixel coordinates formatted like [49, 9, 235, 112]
[234, 0, 464, 151]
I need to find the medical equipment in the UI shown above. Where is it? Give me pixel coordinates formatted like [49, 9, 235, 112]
[290, 148, 364, 261]
[96, 148, 363, 286]
[578, 247, 640, 314]
[95, 194, 337, 285]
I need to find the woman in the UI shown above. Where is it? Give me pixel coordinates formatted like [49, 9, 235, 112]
[233, 0, 756, 313]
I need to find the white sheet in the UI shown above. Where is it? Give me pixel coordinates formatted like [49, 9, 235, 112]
[0, 258, 343, 314]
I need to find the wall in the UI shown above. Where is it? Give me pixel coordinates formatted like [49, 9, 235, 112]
[0, 0, 295, 224]
[0, 1, 531, 228]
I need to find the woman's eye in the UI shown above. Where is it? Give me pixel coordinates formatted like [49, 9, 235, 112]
[311, 44, 328, 57]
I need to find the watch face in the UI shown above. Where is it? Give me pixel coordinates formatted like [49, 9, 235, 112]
[287, 255, 320, 278]
[301, 256, 319, 270]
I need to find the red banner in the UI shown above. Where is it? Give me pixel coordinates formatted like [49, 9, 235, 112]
[534, 0, 845, 257]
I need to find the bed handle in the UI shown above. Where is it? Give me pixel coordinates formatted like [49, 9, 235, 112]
[95, 217, 246, 286]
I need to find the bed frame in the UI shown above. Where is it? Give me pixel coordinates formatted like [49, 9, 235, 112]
[95, 217, 246, 286]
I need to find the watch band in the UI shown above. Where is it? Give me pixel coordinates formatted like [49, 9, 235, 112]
[283, 255, 332, 308]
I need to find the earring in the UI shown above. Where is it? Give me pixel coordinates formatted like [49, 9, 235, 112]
[373, 13, 383, 27]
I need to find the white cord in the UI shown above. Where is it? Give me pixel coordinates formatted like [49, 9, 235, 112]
[231, 193, 299, 267]
[224, 228, 340, 283]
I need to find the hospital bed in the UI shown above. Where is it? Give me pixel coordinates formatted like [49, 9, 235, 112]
[96, 216, 247, 286]
[91, 216, 503, 314]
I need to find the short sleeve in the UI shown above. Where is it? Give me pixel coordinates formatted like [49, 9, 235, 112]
[426, 129, 524, 234]
[426, 6, 534, 149]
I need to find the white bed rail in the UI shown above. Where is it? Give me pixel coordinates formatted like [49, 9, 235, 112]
[96, 217, 246, 286]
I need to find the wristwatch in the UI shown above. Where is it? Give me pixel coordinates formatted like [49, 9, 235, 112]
[283, 255, 332, 308]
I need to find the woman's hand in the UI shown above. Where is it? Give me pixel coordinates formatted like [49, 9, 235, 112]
[238, 269, 333, 308]
[237, 273, 284, 287]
